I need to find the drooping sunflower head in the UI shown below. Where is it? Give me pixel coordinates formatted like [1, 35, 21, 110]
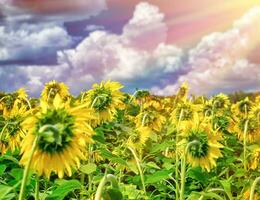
[0, 104, 29, 154]
[84, 81, 125, 126]
[255, 95, 260, 104]
[212, 115, 231, 132]
[232, 97, 252, 116]
[235, 117, 260, 143]
[135, 102, 166, 131]
[211, 93, 230, 110]
[20, 94, 94, 178]
[171, 101, 199, 123]
[177, 82, 189, 101]
[248, 145, 260, 170]
[127, 126, 152, 150]
[41, 81, 70, 103]
[184, 123, 223, 172]
[202, 100, 214, 117]
[249, 105, 260, 122]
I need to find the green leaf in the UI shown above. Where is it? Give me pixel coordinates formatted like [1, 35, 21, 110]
[145, 170, 171, 184]
[145, 162, 160, 170]
[220, 179, 233, 200]
[197, 192, 224, 200]
[103, 188, 123, 200]
[150, 141, 175, 154]
[9, 168, 23, 180]
[0, 185, 14, 200]
[80, 163, 97, 175]
[0, 164, 7, 176]
[46, 180, 81, 200]
[187, 167, 210, 185]
[99, 148, 126, 165]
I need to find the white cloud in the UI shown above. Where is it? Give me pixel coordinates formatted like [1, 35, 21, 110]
[56, 2, 182, 92]
[0, 23, 73, 61]
[85, 24, 105, 32]
[0, 2, 183, 95]
[153, 6, 260, 96]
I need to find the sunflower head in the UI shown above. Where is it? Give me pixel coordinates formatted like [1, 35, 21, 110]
[171, 101, 198, 122]
[211, 93, 230, 110]
[233, 97, 252, 116]
[0, 104, 28, 153]
[127, 126, 152, 150]
[136, 102, 166, 131]
[177, 82, 189, 101]
[184, 123, 223, 172]
[41, 81, 70, 103]
[248, 146, 260, 170]
[212, 115, 230, 132]
[203, 101, 214, 117]
[20, 94, 94, 178]
[84, 81, 125, 126]
[235, 117, 260, 143]
[249, 105, 260, 122]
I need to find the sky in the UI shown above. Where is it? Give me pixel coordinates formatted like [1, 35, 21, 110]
[0, 0, 260, 96]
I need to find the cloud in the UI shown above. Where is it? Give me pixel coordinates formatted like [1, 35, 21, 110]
[0, 0, 107, 23]
[57, 2, 183, 93]
[153, 6, 260, 96]
[0, 23, 74, 62]
[85, 24, 105, 32]
[0, 2, 183, 96]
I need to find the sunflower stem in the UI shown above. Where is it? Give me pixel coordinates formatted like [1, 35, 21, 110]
[249, 177, 260, 200]
[35, 175, 40, 200]
[88, 144, 93, 193]
[94, 174, 119, 200]
[18, 136, 38, 200]
[175, 108, 184, 200]
[180, 140, 200, 200]
[243, 119, 249, 171]
[128, 147, 146, 196]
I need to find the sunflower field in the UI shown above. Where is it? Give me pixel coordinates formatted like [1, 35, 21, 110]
[0, 80, 259, 200]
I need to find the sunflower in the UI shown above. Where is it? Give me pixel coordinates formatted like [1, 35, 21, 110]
[210, 93, 230, 111]
[0, 104, 29, 154]
[20, 94, 94, 178]
[249, 146, 260, 170]
[127, 126, 152, 150]
[232, 97, 252, 117]
[41, 80, 70, 103]
[202, 100, 214, 117]
[180, 122, 223, 172]
[170, 101, 200, 132]
[135, 102, 166, 132]
[249, 105, 260, 122]
[233, 117, 260, 143]
[83, 81, 125, 126]
[175, 82, 189, 103]
[243, 189, 259, 200]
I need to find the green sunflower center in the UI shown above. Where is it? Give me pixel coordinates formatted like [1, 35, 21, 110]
[187, 130, 209, 158]
[91, 87, 112, 111]
[35, 108, 75, 154]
